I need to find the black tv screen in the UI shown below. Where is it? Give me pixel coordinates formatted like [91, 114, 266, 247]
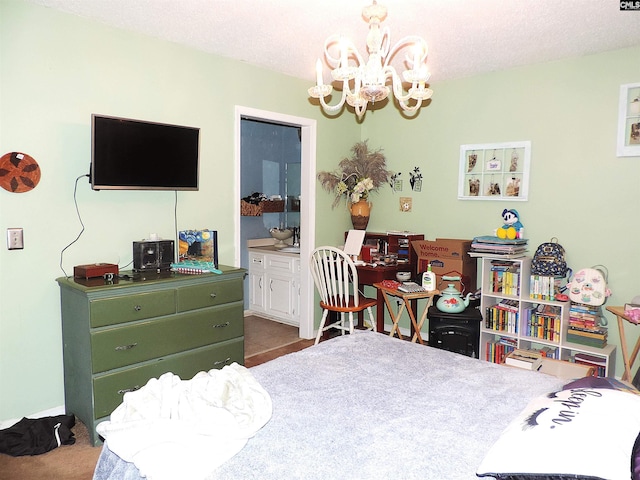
[91, 114, 200, 191]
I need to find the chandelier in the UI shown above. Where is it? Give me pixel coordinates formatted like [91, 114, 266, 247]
[308, 1, 433, 118]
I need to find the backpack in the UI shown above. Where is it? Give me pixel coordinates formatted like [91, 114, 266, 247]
[531, 237, 568, 277]
[567, 266, 611, 306]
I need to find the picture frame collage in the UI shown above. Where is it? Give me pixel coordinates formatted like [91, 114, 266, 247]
[458, 141, 531, 201]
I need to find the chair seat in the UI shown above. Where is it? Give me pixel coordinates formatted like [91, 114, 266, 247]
[320, 295, 377, 313]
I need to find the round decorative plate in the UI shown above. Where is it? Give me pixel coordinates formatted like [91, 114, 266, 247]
[0, 152, 41, 193]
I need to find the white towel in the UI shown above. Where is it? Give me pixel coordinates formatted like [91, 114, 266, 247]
[96, 363, 272, 480]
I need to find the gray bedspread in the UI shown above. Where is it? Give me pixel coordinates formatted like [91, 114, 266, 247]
[93, 331, 567, 480]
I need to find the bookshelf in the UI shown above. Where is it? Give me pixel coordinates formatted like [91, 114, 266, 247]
[479, 255, 616, 377]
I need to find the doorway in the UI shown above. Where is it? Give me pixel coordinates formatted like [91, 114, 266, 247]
[234, 106, 317, 339]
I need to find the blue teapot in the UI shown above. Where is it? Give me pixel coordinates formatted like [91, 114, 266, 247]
[436, 281, 472, 314]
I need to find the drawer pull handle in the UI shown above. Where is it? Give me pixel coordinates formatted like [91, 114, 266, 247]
[118, 385, 140, 395]
[134, 305, 142, 312]
[213, 322, 230, 328]
[210, 293, 217, 299]
[213, 357, 231, 367]
[115, 343, 138, 351]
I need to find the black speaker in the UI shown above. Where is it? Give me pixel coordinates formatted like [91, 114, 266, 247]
[133, 240, 175, 272]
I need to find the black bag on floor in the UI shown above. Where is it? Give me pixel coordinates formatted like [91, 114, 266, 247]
[0, 414, 75, 456]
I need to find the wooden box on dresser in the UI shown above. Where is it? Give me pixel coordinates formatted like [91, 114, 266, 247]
[56, 266, 246, 446]
[478, 255, 616, 376]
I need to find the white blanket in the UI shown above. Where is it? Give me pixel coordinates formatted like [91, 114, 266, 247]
[96, 363, 272, 480]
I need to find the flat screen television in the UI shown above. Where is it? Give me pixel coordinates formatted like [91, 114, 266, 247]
[91, 114, 200, 191]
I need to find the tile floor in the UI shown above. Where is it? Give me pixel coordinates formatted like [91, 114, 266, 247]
[244, 315, 314, 367]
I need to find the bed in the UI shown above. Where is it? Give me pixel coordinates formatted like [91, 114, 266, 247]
[92, 331, 640, 480]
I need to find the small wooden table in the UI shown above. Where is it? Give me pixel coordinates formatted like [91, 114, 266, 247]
[356, 264, 406, 332]
[374, 283, 439, 344]
[607, 306, 640, 382]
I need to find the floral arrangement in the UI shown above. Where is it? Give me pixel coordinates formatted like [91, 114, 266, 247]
[317, 141, 391, 208]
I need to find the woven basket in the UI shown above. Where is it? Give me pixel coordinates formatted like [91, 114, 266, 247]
[241, 200, 262, 216]
[261, 200, 285, 213]
[240, 199, 285, 216]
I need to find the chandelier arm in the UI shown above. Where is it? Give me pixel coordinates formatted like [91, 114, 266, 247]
[318, 89, 348, 113]
[384, 36, 429, 68]
[397, 98, 423, 114]
[323, 34, 343, 68]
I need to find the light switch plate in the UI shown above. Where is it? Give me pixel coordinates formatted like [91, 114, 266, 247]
[7, 228, 23, 250]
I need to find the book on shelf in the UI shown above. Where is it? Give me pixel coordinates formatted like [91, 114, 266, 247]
[567, 325, 608, 339]
[485, 303, 519, 334]
[574, 353, 606, 376]
[566, 333, 608, 348]
[485, 337, 517, 364]
[574, 352, 607, 366]
[505, 349, 543, 370]
[529, 275, 558, 301]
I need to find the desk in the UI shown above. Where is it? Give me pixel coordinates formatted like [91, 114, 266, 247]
[607, 306, 640, 382]
[374, 283, 439, 344]
[356, 264, 406, 332]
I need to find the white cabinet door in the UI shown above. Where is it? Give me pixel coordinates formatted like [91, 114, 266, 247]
[266, 273, 294, 319]
[249, 270, 266, 312]
[248, 253, 266, 313]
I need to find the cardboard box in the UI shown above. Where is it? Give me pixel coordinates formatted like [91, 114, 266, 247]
[412, 239, 477, 294]
[411, 238, 472, 260]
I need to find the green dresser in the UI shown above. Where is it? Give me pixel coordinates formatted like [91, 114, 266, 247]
[56, 266, 246, 445]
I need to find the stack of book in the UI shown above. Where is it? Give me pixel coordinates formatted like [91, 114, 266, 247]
[485, 299, 519, 333]
[489, 260, 521, 296]
[574, 352, 607, 377]
[569, 303, 601, 330]
[529, 275, 562, 301]
[485, 336, 517, 364]
[470, 236, 528, 256]
[505, 349, 543, 370]
[566, 325, 608, 347]
[566, 303, 607, 347]
[525, 304, 561, 342]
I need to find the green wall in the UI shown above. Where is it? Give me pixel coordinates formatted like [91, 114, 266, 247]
[0, 0, 358, 422]
[1, 0, 639, 423]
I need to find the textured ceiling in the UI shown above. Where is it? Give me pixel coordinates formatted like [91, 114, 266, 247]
[25, 0, 640, 84]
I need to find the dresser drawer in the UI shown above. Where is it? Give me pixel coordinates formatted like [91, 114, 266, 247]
[91, 302, 243, 373]
[90, 290, 176, 328]
[92, 339, 244, 419]
[177, 277, 243, 312]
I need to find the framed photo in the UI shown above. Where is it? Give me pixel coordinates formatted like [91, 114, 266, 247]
[617, 82, 640, 157]
[458, 141, 531, 201]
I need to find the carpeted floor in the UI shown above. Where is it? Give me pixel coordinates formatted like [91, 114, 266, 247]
[0, 315, 314, 480]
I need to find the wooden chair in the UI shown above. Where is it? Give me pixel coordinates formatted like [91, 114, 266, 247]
[310, 246, 377, 345]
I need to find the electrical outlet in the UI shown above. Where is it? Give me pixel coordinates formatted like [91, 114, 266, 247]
[7, 228, 23, 250]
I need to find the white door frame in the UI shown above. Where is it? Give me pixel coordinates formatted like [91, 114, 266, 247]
[234, 106, 316, 339]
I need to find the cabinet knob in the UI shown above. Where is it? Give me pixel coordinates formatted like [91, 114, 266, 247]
[210, 293, 217, 299]
[134, 305, 142, 312]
